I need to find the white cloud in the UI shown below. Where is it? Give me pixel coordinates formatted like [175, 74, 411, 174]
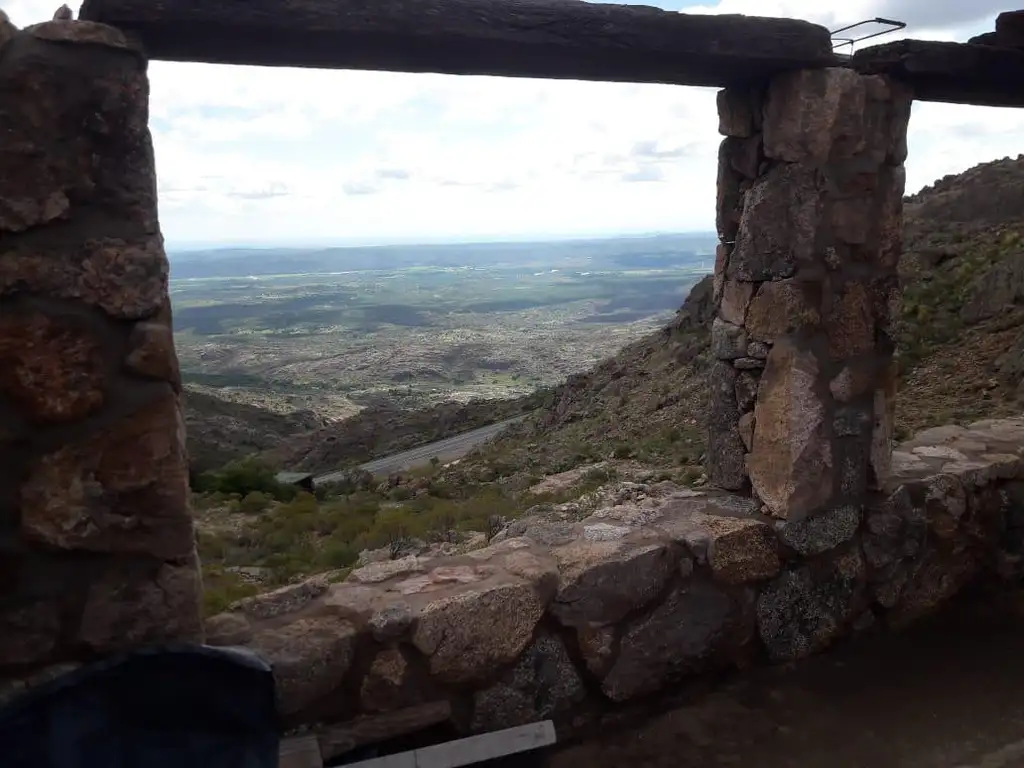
[6, 0, 1023, 245]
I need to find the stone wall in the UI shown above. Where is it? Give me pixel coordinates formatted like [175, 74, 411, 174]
[709, 69, 912, 526]
[205, 418, 1024, 764]
[0, 19, 202, 692]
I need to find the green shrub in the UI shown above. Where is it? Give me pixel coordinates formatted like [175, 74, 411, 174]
[238, 491, 272, 514]
[195, 457, 297, 501]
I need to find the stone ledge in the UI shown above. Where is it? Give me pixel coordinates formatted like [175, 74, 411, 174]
[852, 40, 1024, 108]
[201, 416, 1024, 761]
[23, 20, 143, 54]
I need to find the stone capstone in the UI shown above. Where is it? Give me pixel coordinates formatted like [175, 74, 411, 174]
[550, 539, 676, 628]
[412, 580, 546, 684]
[251, 615, 357, 718]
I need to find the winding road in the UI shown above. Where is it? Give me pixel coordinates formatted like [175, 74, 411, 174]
[314, 415, 528, 484]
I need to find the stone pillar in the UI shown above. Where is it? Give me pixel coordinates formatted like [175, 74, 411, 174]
[0, 19, 202, 689]
[709, 69, 911, 524]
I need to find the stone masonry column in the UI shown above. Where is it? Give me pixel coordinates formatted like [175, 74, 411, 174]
[709, 69, 911, 531]
[0, 18, 202, 690]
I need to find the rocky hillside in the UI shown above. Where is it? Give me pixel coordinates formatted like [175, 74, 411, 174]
[185, 155, 1024, 478]
[183, 388, 325, 475]
[460, 155, 1024, 476]
[263, 394, 544, 475]
[895, 155, 1024, 433]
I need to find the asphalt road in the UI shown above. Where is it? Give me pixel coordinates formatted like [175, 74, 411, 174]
[315, 415, 527, 484]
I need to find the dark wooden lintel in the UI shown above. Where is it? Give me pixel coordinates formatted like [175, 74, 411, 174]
[78, 0, 836, 87]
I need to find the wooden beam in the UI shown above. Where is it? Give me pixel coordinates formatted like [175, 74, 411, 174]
[77, 0, 837, 87]
[317, 701, 452, 762]
[853, 40, 1024, 108]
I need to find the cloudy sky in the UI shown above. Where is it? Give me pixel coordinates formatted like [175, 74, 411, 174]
[7, 0, 1024, 247]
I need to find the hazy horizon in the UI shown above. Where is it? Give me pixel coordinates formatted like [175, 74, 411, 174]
[7, 0, 1019, 244]
[165, 229, 720, 253]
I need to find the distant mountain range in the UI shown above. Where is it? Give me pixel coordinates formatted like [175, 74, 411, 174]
[168, 232, 718, 280]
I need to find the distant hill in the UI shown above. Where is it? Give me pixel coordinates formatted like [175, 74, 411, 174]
[182, 158, 1024, 479]
[168, 233, 716, 279]
[182, 388, 326, 475]
[457, 155, 1024, 476]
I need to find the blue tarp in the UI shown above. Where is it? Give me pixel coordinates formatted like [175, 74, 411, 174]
[0, 645, 279, 768]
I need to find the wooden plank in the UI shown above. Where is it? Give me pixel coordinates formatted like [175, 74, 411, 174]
[279, 734, 323, 768]
[318, 701, 453, 761]
[77, 0, 836, 87]
[344, 721, 557, 768]
[853, 40, 1024, 108]
[414, 720, 557, 768]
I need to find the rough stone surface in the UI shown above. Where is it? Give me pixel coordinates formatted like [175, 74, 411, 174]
[825, 281, 875, 359]
[0, 22, 199, 686]
[763, 68, 867, 165]
[704, 517, 779, 584]
[412, 580, 546, 684]
[251, 615, 357, 718]
[19, 392, 194, 560]
[711, 318, 747, 359]
[601, 581, 752, 702]
[716, 280, 757, 327]
[471, 634, 585, 731]
[708, 361, 747, 491]
[776, 505, 861, 556]
[78, 557, 203, 652]
[0, 311, 104, 423]
[125, 319, 181, 387]
[717, 87, 755, 138]
[360, 649, 420, 714]
[756, 548, 865, 661]
[550, 539, 676, 627]
[709, 66, 906, 520]
[728, 163, 819, 281]
[744, 279, 820, 342]
[747, 339, 832, 520]
[181, 418, 1024, 742]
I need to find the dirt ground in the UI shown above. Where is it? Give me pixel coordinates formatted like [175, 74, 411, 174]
[497, 588, 1024, 768]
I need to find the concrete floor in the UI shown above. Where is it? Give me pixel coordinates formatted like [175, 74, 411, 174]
[508, 588, 1024, 768]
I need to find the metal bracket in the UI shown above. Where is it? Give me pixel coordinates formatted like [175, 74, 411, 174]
[830, 17, 906, 56]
